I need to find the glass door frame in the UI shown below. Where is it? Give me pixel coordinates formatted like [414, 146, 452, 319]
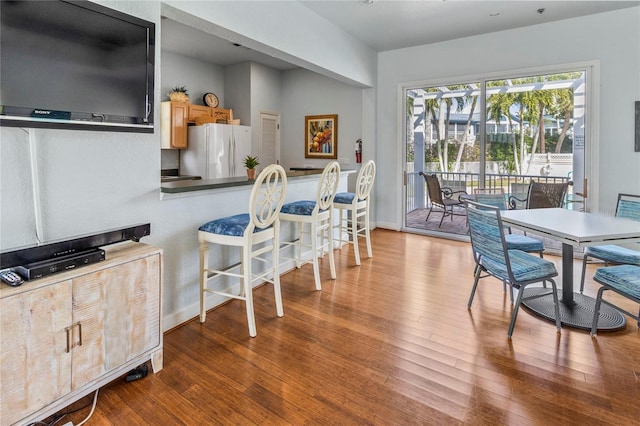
[401, 61, 600, 235]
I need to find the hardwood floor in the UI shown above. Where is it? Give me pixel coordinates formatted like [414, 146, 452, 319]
[54, 229, 639, 425]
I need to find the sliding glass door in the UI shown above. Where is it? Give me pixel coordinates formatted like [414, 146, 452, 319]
[404, 66, 591, 237]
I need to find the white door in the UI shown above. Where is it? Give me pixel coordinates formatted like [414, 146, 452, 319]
[260, 112, 280, 167]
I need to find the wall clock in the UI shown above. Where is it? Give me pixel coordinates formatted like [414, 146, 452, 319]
[203, 92, 219, 108]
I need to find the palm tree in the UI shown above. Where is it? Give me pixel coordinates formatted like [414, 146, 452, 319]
[452, 86, 478, 172]
[427, 85, 473, 172]
[406, 94, 415, 163]
[420, 88, 442, 170]
[549, 72, 581, 153]
[487, 86, 521, 174]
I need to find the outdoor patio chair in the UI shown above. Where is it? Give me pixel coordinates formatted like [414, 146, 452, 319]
[465, 199, 561, 338]
[507, 180, 571, 210]
[579, 193, 640, 293]
[590, 264, 640, 336]
[419, 172, 468, 227]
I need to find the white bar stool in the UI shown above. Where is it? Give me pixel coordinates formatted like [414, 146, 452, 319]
[334, 160, 376, 265]
[280, 161, 340, 290]
[198, 164, 287, 337]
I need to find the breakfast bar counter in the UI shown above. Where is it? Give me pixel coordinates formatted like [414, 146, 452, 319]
[161, 169, 353, 194]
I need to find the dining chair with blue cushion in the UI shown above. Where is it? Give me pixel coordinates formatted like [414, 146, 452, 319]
[198, 164, 288, 337]
[579, 193, 640, 293]
[474, 188, 545, 256]
[333, 160, 376, 266]
[280, 161, 340, 290]
[590, 264, 640, 336]
[465, 200, 562, 338]
[472, 188, 547, 299]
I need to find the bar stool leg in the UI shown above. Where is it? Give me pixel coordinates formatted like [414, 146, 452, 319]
[242, 245, 257, 337]
[364, 207, 372, 259]
[295, 222, 303, 268]
[310, 220, 321, 290]
[328, 212, 336, 279]
[199, 242, 208, 323]
[272, 223, 284, 317]
[352, 208, 361, 266]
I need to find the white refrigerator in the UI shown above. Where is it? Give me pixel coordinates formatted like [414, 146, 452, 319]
[181, 124, 252, 179]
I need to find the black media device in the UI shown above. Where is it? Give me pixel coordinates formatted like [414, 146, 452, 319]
[16, 249, 106, 280]
[0, 223, 151, 280]
[125, 363, 148, 382]
[0, 0, 155, 133]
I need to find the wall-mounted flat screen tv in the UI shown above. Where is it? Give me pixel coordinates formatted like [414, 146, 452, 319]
[0, 0, 155, 133]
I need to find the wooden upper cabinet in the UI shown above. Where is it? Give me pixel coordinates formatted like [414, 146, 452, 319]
[162, 102, 235, 149]
[188, 104, 211, 122]
[161, 102, 188, 149]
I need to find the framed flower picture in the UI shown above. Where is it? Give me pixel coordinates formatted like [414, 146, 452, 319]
[305, 114, 338, 159]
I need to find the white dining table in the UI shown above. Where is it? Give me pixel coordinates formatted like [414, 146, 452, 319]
[500, 208, 640, 331]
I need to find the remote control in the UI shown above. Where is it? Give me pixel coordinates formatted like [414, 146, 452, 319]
[0, 270, 24, 287]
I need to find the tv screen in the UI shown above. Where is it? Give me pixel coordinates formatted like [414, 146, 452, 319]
[0, 0, 155, 132]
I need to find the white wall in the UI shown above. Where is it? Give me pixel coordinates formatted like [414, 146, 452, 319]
[161, 50, 225, 109]
[375, 7, 640, 229]
[280, 68, 364, 171]
[0, 129, 37, 249]
[250, 63, 283, 161]
[162, 0, 377, 88]
[224, 62, 252, 125]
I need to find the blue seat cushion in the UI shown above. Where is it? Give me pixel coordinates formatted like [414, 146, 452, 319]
[505, 234, 544, 253]
[585, 245, 640, 266]
[481, 250, 557, 284]
[199, 213, 269, 237]
[281, 200, 317, 216]
[334, 192, 356, 204]
[594, 265, 640, 300]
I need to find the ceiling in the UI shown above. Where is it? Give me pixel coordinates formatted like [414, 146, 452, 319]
[161, 1, 639, 70]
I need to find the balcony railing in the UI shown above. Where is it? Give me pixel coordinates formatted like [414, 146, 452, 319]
[406, 171, 573, 213]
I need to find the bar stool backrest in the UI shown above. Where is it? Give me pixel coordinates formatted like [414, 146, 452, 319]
[249, 164, 288, 230]
[356, 160, 376, 202]
[317, 161, 341, 211]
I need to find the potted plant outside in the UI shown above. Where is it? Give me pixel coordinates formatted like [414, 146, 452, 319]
[243, 155, 260, 179]
[168, 85, 190, 103]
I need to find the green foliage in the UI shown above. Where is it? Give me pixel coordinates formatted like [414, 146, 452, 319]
[171, 85, 189, 95]
[542, 132, 573, 153]
[243, 155, 259, 169]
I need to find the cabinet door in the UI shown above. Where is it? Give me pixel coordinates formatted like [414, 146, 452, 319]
[71, 254, 161, 389]
[0, 282, 73, 425]
[188, 104, 211, 122]
[171, 103, 188, 149]
[162, 102, 188, 149]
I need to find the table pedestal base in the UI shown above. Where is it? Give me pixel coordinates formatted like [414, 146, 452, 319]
[521, 288, 626, 331]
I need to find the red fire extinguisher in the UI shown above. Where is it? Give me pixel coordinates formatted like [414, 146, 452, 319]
[355, 139, 362, 163]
